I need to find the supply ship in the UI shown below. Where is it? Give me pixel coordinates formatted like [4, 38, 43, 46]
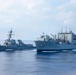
[35, 30, 76, 52]
[0, 29, 35, 51]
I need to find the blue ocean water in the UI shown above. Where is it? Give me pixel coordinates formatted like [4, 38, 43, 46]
[0, 49, 76, 75]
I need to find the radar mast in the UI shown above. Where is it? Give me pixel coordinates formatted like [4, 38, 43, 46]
[8, 29, 13, 41]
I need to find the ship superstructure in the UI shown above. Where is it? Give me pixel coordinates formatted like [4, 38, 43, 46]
[4, 29, 17, 46]
[35, 31, 76, 52]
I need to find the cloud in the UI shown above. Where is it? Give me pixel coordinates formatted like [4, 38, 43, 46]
[53, 11, 74, 25]
[0, 0, 52, 24]
[0, 0, 76, 40]
[70, 0, 76, 5]
[52, 0, 76, 26]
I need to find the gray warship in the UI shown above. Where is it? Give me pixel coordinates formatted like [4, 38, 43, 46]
[35, 30, 76, 52]
[0, 29, 35, 51]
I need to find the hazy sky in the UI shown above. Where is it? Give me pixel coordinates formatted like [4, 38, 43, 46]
[0, 0, 76, 40]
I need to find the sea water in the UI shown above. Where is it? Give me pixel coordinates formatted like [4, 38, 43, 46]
[0, 41, 76, 75]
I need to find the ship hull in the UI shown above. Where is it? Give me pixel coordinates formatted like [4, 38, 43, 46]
[0, 46, 6, 51]
[0, 45, 36, 51]
[35, 41, 74, 52]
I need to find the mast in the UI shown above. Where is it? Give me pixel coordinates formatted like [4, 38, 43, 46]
[8, 29, 13, 41]
[66, 26, 67, 33]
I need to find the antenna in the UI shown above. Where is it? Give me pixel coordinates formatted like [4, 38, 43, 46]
[66, 26, 67, 33]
